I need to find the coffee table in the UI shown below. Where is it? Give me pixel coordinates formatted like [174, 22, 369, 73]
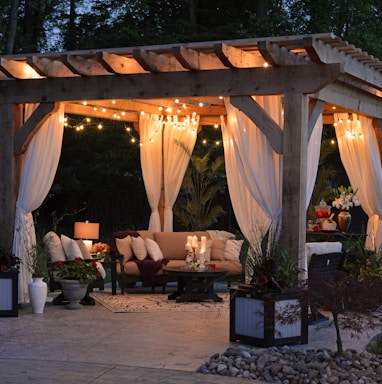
[162, 267, 229, 303]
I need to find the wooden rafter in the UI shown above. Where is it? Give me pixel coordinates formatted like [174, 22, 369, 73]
[14, 102, 60, 154]
[230, 95, 283, 154]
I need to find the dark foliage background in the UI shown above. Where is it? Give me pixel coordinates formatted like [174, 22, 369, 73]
[1, 0, 375, 240]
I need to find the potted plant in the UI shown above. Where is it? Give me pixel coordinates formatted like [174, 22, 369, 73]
[56, 258, 100, 309]
[230, 229, 308, 347]
[0, 247, 20, 317]
[26, 241, 49, 314]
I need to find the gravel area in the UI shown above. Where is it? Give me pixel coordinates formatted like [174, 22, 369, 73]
[198, 345, 382, 383]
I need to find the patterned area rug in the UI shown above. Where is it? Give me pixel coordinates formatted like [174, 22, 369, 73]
[90, 291, 230, 313]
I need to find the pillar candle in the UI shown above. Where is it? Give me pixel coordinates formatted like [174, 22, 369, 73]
[200, 236, 207, 253]
[192, 236, 198, 248]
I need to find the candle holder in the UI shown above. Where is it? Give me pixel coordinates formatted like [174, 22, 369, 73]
[192, 246, 198, 263]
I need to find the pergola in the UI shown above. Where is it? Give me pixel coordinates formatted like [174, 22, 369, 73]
[1, 32, 382, 269]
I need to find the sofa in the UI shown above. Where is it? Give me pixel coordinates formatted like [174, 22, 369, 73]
[110, 229, 245, 291]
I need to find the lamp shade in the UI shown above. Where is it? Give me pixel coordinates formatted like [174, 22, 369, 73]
[74, 221, 99, 240]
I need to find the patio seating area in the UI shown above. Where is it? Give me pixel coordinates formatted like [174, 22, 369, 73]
[0, 283, 377, 384]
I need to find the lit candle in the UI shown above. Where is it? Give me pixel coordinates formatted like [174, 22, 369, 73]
[185, 242, 191, 251]
[192, 236, 198, 248]
[200, 236, 207, 253]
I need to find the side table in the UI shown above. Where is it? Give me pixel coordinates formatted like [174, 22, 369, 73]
[99, 259, 123, 295]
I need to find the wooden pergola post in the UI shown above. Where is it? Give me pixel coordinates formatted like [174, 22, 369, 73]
[282, 93, 309, 270]
[0, 104, 23, 248]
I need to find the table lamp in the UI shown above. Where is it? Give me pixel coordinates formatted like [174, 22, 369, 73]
[74, 221, 100, 251]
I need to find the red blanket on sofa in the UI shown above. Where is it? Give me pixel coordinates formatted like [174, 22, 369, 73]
[134, 258, 169, 287]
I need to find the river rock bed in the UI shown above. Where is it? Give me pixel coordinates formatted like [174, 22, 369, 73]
[197, 345, 382, 383]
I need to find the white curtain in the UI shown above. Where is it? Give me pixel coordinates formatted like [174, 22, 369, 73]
[13, 103, 64, 303]
[224, 96, 283, 238]
[221, 116, 270, 258]
[306, 114, 323, 209]
[162, 115, 198, 232]
[222, 97, 322, 279]
[334, 113, 382, 249]
[139, 113, 164, 231]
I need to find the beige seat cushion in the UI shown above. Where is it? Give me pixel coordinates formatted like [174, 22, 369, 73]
[305, 242, 342, 265]
[211, 238, 226, 260]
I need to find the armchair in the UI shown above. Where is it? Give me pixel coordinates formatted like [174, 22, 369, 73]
[43, 231, 105, 305]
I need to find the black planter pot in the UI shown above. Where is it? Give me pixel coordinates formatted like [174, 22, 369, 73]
[0, 269, 19, 317]
[230, 286, 308, 347]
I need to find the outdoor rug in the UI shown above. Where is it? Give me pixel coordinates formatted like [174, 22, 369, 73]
[90, 291, 230, 313]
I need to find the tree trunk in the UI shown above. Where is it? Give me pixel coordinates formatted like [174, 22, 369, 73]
[6, 0, 19, 54]
[333, 312, 343, 356]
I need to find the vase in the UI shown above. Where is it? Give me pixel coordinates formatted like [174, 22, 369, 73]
[338, 210, 352, 233]
[28, 277, 48, 314]
[60, 279, 88, 309]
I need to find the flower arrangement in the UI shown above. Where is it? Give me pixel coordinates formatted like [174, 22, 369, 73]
[90, 242, 110, 256]
[56, 258, 100, 284]
[0, 247, 20, 272]
[332, 185, 360, 211]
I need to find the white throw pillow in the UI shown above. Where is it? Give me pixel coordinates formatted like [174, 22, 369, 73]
[116, 236, 134, 263]
[131, 236, 148, 261]
[61, 234, 83, 260]
[145, 238, 164, 262]
[76, 240, 92, 260]
[224, 239, 243, 261]
[43, 231, 66, 263]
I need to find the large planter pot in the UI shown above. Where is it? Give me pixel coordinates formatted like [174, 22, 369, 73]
[230, 286, 308, 347]
[28, 277, 48, 314]
[0, 269, 18, 317]
[60, 279, 88, 310]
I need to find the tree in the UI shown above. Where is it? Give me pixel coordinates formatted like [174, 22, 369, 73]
[309, 270, 382, 356]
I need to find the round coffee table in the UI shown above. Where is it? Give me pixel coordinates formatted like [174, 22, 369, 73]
[162, 266, 229, 303]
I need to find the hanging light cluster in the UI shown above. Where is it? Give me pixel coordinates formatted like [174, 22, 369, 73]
[64, 97, 224, 147]
[333, 113, 364, 140]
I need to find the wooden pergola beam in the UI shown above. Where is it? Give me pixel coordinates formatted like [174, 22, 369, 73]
[0, 64, 343, 104]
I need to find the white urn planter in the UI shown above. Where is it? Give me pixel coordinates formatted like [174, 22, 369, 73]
[28, 277, 48, 314]
[60, 279, 88, 309]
